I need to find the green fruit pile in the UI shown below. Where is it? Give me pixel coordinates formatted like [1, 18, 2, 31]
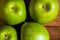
[0, 0, 59, 40]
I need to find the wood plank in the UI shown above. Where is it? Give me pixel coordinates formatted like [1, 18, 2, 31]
[46, 26, 60, 40]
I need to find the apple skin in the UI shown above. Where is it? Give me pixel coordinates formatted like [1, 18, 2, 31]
[29, 0, 59, 24]
[0, 26, 17, 40]
[21, 22, 50, 40]
[1, 0, 26, 25]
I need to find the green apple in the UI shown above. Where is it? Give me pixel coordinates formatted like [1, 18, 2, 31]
[0, 26, 17, 40]
[1, 0, 26, 25]
[21, 22, 50, 40]
[29, 0, 59, 24]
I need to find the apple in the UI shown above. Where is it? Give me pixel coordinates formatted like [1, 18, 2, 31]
[21, 22, 50, 40]
[29, 0, 59, 24]
[0, 25, 17, 40]
[1, 0, 26, 25]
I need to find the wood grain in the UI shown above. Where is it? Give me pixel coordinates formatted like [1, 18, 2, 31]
[46, 26, 60, 40]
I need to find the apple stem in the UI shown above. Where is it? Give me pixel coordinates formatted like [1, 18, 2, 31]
[5, 35, 9, 40]
[43, 5, 47, 10]
[12, 6, 17, 12]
